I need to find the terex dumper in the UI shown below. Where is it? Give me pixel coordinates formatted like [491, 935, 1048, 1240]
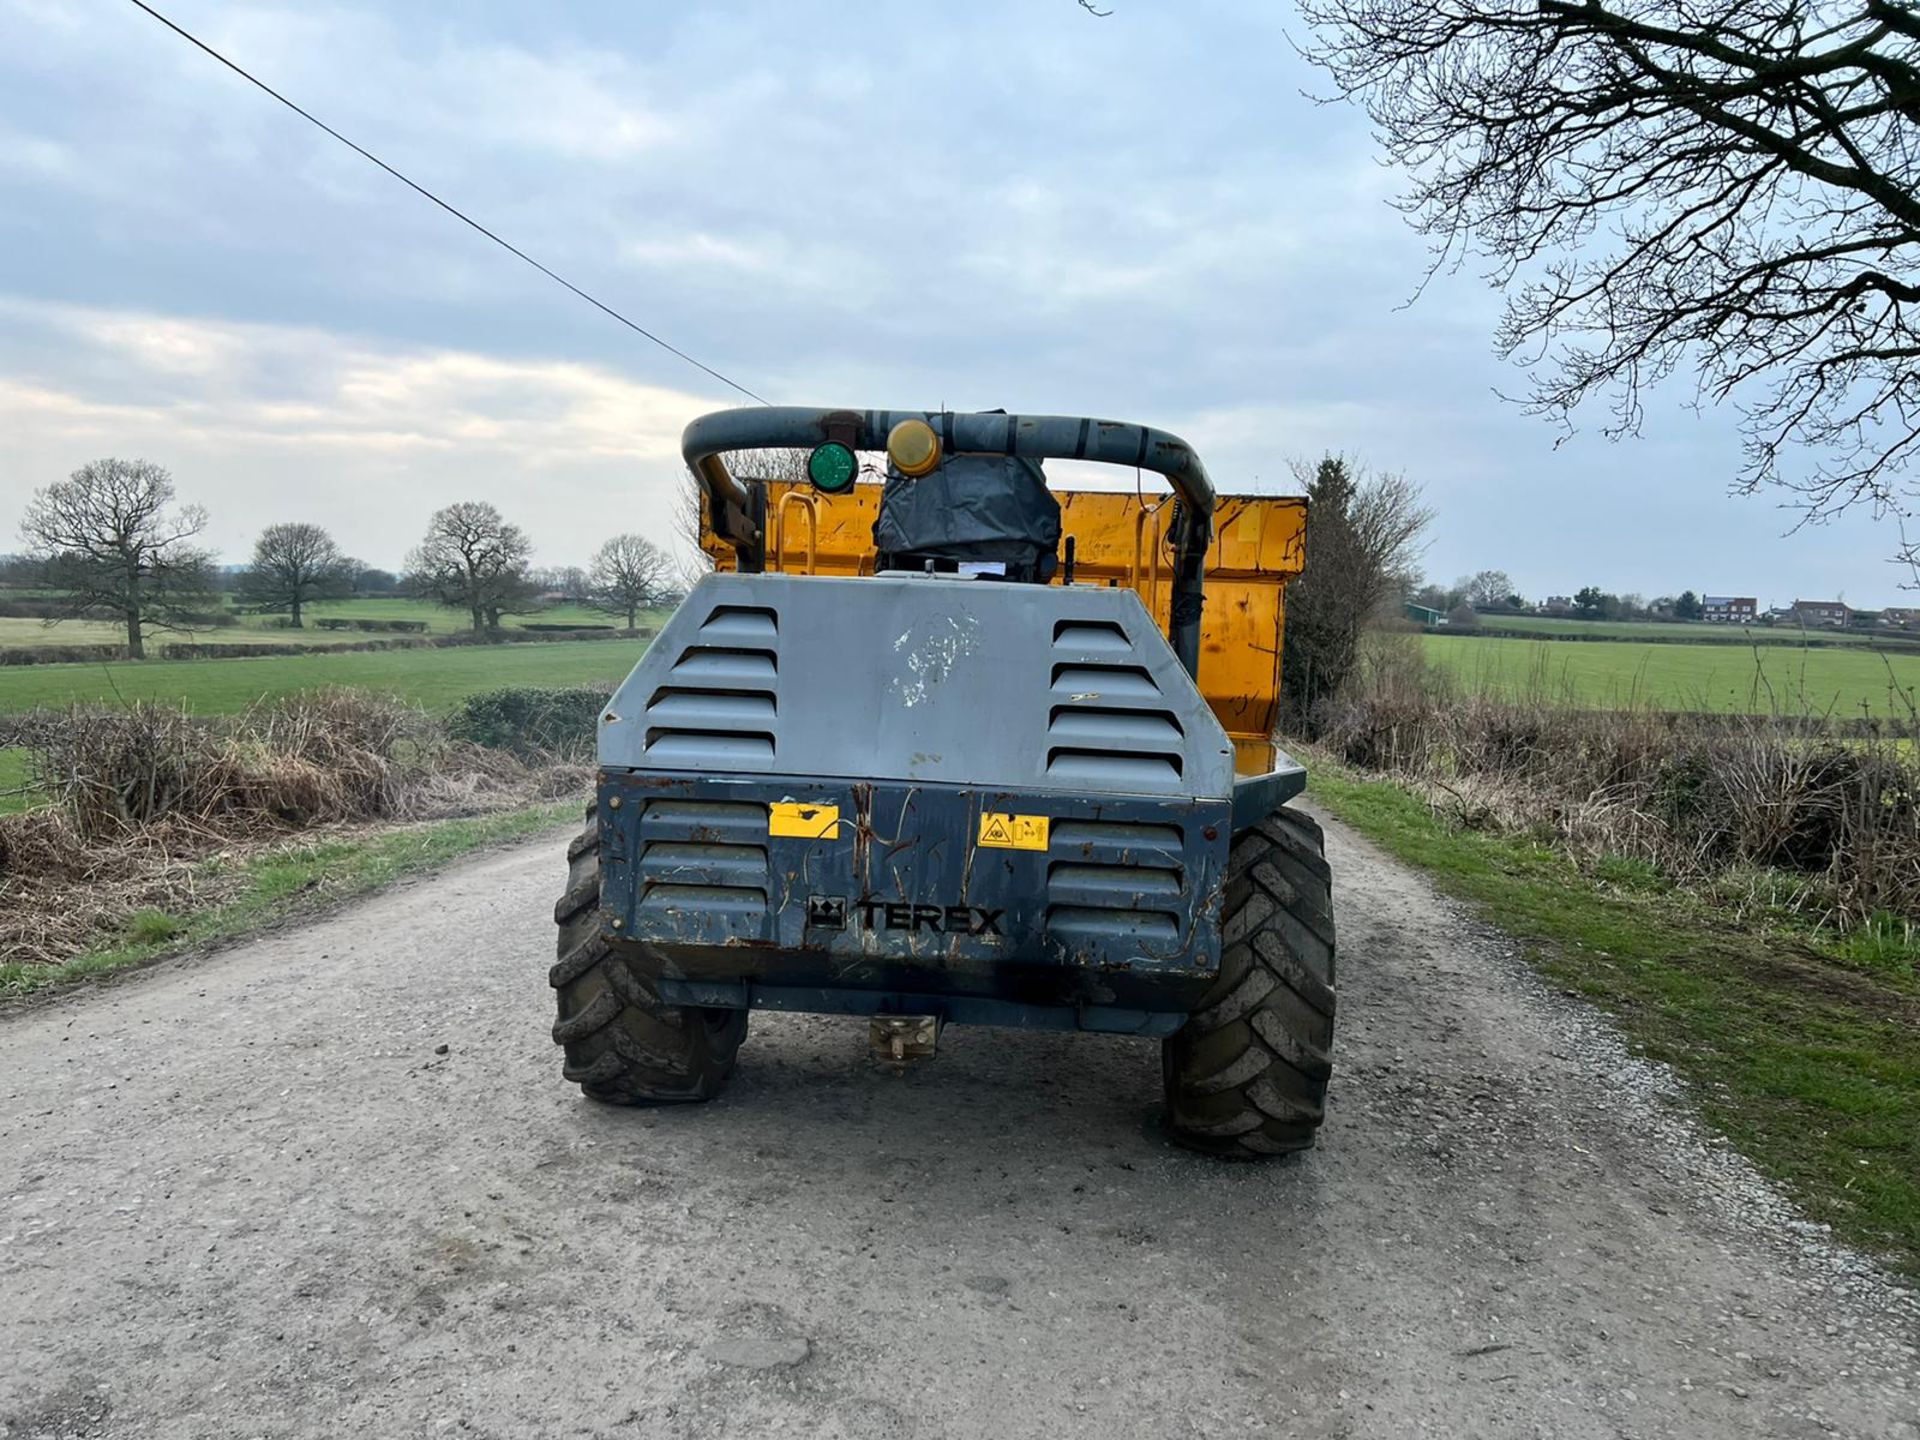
[551, 408, 1335, 1155]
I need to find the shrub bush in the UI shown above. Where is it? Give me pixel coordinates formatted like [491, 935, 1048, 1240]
[1317, 632, 1920, 926]
[0, 644, 130, 666]
[446, 686, 609, 761]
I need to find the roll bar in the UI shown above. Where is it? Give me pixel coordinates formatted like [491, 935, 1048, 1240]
[682, 407, 1217, 676]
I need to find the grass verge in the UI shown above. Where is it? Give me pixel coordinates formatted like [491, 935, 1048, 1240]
[1307, 759, 1920, 1279]
[0, 799, 576, 1000]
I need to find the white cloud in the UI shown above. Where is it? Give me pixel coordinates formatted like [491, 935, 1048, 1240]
[0, 299, 720, 567]
[626, 232, 780, 275]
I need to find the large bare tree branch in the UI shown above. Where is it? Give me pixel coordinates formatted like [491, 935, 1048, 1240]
[1299, 0, 1919, 542]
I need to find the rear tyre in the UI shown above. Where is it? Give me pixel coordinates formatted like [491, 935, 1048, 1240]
[1163, 805, 1336, 1157]
[550, 801, 748, 1104]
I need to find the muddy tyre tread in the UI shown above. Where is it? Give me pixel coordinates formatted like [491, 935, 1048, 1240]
[550, 802, 747, 1104]
[1163, 806, 1335, 1157]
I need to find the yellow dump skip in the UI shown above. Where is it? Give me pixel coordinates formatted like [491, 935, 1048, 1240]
[706, 483, 1306, 776]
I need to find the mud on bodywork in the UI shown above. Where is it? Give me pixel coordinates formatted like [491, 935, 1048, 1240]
[595, 771, 1230, 1031]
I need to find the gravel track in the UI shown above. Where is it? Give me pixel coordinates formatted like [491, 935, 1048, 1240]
[1, 807, 1914, 1439]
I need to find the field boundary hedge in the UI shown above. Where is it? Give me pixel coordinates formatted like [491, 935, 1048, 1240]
[1434, 625, 1920, 652]
[1, 643, 131, 666]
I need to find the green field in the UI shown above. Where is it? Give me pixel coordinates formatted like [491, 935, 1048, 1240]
[1481, 614, 1881, 645]
[0, 637, 646, 715]
[0, 615, 379, 650]
[0, 596, 648, 650]
[297, 597, 625, 635]
[1426, 633, 1920, 715]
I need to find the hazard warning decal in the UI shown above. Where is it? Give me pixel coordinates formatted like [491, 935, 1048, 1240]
[977, 811, 1050, 851]
[769, 801, 841, 839]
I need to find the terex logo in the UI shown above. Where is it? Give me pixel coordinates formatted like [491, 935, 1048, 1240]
[854, 899, 1004, 935]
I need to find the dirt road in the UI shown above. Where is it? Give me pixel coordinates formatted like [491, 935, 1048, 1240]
[2, 810, 1914, 1439]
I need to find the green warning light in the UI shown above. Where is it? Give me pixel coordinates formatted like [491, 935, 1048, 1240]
[807, 441, 858, 494]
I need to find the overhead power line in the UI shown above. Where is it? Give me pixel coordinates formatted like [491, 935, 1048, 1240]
[125, 0, 771, 405]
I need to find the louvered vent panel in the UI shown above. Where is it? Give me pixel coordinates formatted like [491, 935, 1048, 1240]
[1047, 626, 1185, 786]
[700, 605, 779, 643]
[636, 798, 770, 920]
[1051, 619, 1132, 654]
[1045, 820, 1185, 948]
[645, 605, 779, 768]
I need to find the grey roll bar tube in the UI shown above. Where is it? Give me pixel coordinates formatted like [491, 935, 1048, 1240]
[682, 406, 1217, 678]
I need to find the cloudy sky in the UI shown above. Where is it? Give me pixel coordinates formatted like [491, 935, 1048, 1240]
[0, 0, 1901, 605]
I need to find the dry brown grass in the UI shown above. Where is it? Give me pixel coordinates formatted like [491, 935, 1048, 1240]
[0, 690, 589, 970]
[1317, 632, 1920, 926]
[6, 690, 435, 842]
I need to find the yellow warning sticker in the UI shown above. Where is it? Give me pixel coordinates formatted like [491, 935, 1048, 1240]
[769, 801, 841, 839]
[977, 812, 1050, 851]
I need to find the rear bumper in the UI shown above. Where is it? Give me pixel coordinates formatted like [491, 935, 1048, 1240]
[597, 769, 1229, 1028]
[653, 972, 1191, 1038]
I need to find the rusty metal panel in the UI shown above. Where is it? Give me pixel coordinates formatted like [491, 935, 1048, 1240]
[598, 771, 1229, 982]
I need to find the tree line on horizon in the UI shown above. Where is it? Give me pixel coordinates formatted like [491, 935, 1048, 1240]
[1408, 575, 1718, 625]
[8, 458, 678, 658]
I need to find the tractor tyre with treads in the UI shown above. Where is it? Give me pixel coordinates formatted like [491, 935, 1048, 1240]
[550, 801, 748, 1104]
[1163, 806, 1336, 1156]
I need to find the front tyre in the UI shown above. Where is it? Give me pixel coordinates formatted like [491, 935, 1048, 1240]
[550, 802, 748, 1104]
[1163, 806, 1336, 1156]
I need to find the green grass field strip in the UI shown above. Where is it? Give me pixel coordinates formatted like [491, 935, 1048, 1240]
[0, 747, 30, 814]
[1305, 760, 1920, 1278]
[0, 800, 577, 999]
[1484, 615, 1915, 646]
[0, 599, 666, 649]
[1479, 618, 1916, 652]
[0, 637, 648, 714]
[1422, 633, 1920, 716]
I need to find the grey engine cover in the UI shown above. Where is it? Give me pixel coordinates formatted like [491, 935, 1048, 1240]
[599, 571, 1235, 800]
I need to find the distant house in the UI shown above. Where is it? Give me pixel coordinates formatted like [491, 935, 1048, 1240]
[1792, 599, 1851, 628]
[1542, 595, 1573, 615]
[1883, 607, 1920, 630]
[1700, 595, 1758, 624]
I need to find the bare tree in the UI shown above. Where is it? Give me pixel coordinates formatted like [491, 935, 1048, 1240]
[1280, 454, 1433, 735]
[1462, 569, 1515, 608]
[404, 501, 536, 632]
[19, 458, 217, 659]
[588, 534, 674, 629]
[1299, 0, 1920, 538]
[235, 522, 354, 628]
